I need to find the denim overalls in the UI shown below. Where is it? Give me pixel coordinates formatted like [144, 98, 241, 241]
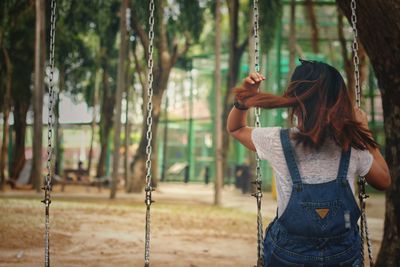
[263, 129, 362, 267]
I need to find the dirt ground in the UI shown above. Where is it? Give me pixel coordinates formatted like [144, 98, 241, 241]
[0, 183, 385, 267]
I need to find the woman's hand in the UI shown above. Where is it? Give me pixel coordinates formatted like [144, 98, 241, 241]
[354, 107, 369, 129]
[242, 72, 266, 91]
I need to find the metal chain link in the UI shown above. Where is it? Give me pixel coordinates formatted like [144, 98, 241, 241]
[358, 177, 366, 265]
[351, 0, 361, 108]
[42, 0, 57, 266]
[351, 1, 374, 266]
[253, 0, 260, 74]
[144, 0, 155, 266]
[252, 1, 264, 266]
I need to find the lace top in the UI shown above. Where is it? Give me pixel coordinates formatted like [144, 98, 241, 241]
[251, 127, 373, 217]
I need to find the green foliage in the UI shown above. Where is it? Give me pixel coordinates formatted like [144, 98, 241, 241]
[2, 0, 281, 121]
[7, 1, 35, 105]
[0, 1, 34, 108]
[53, 0, 120, 106]
[171, 0, 204, 43]
[40, 1, 92, 103]
[259, 0, 283, 52]
[131, 0, 205, 59]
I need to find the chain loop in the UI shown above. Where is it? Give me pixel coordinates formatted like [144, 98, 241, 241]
[252, 0, 264, 266]
[351, 1, 374, 266]
[144, 0, 155, 266]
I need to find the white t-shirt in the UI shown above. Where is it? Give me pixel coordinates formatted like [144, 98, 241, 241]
[251, 127, 373, 217]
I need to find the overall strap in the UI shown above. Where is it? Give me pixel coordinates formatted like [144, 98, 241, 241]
[336, 148, 352, 181]
[280, 129, 303, 190]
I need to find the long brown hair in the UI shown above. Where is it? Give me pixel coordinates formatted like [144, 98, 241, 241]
[234, 59, 377, 150]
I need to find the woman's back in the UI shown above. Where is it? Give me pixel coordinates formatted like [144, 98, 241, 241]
[257, 128, 364, 266]
[227, 63, 391, 266]
[252, 127, 373, 217]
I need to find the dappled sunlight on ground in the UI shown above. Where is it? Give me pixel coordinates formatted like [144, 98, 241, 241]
[0, 183, 384, 266]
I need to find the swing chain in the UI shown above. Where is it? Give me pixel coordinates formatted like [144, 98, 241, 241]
[42, 0, 57, 266]
[350, 0, 361, 108]
[253, 0, 260, 74]
[144, 0, 155, 266]
[351, 1, 374, 266]
[358, 176, 374, 267]
[252, 1, 264, 266]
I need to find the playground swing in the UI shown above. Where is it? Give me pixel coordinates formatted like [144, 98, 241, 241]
[350, 0, 374, 266]
[42, 0, 56, 266]
[41, 0, 373, 267]
[141, 1, 265, 266]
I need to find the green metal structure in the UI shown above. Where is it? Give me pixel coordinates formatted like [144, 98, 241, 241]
[152, 0, 384, 192]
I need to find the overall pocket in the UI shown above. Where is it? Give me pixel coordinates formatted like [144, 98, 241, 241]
[301, 200, 343, 233]
[265, 252, 304, 267]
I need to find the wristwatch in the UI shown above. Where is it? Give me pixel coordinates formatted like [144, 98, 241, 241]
[233, 99, 249, 110]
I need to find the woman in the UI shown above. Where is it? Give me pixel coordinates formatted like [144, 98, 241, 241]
[226, 59, 391, 267]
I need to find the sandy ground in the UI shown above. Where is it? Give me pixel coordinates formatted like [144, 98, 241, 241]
[0, 183, 385, 267]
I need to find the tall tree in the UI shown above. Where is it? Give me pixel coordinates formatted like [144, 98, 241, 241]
[87, 70, 100, 174]
[337, 8, 368, 99]
[60, 1, 120, 178]
[110, 0, 129, 199]
[128, 0, 205, 192]
[0, 0, 17, 189]
[124, 56, 132, 189]
[221, 0, 249, 180]
[337, 10, 354, 93]
[221, 0, 282, 180]
[288, 0, 297, 75]
[214, 0, 222, 205]
[54, 2, 104, 175]
[304, 0, 319, 53]
[0, 47, 12, 190]
[337, 1, 400, 265]
[2, 1, 35, 184]
[95, 1, 120, 178]
[31, 0, 46, 192]
[52, 1, 94, 176]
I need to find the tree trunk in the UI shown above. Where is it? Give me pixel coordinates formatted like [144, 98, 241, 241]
[0, 48, 12, 190]
[160, 95, 168, 183]
[358, 42, 368, 94]
[338, 9, 368, 102]
[124, 62, 132, 189]
[110, 0, 128, 199]
[304, 0, 319, 53]
[128, 84, 164, 192]
[87, 69, 100, 174]
[11, 101, 29, 181]
[55, 65, 65, 176]
[31, 0, 46, 192]
[288, 0, 297, 76]
[96, 66, 115, 178]
[214, 0, 223, 206]
[128, 0, 192, 192]
[128, 50, 172, 193]
[337, 1, 400, 265]
[337, 10, 355, 96]
[222, 0, 248, 183]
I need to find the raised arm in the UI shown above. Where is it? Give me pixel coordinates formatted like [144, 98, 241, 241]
[226, 72, 265, 151]
[354, 108, 391, 190]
